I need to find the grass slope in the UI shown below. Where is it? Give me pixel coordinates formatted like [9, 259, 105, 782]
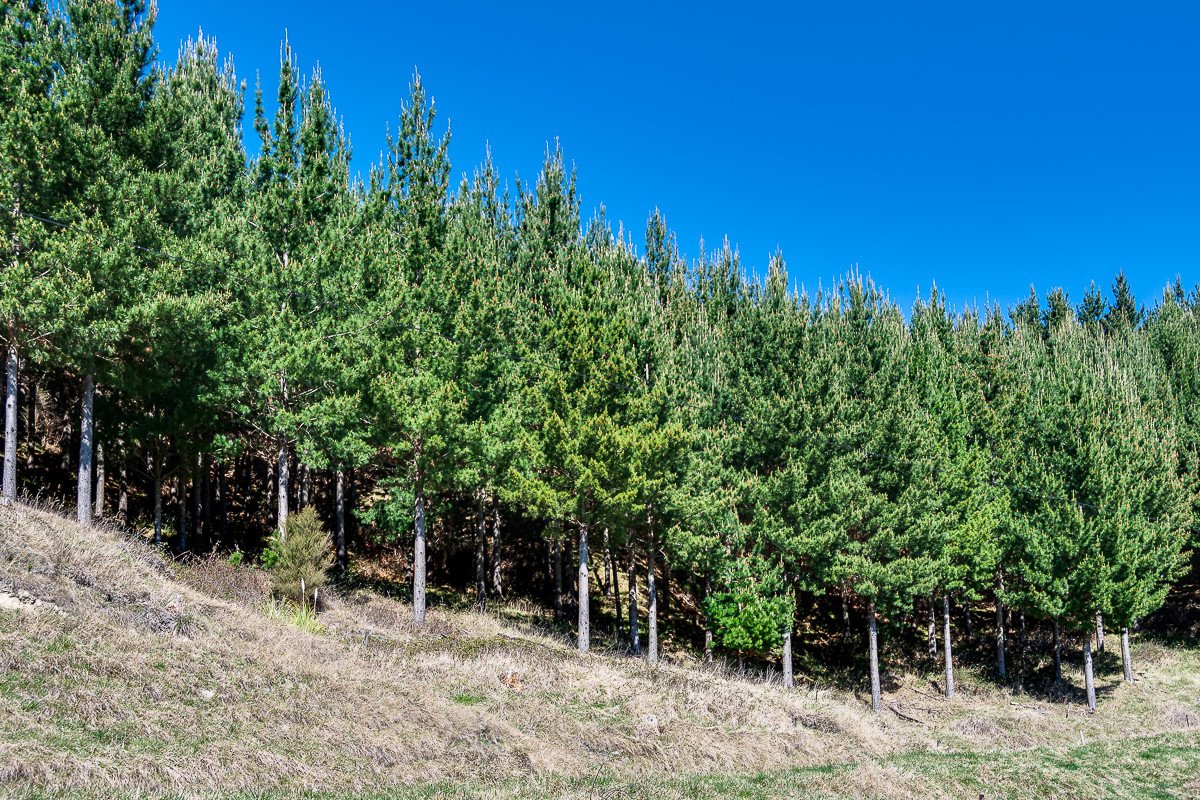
[1, 504, 1198, 799]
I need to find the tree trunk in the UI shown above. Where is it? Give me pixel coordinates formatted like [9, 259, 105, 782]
[153, 454, 162, 546]
[93, 442, 105, 518]
[1053, 618, 1063, 685]
[553, 534, 563, 621]
[613, 549, 623, 644]
[943, 593, 955, 698]
[202, 454, 212, 539]
[116, 437, 127, 523]
[176, 473, 186, 552]
[76, 369, 94, 525]
[191, 455, 201, 547]
[841, 582, 852, 639]
[964, 602, 974, 641]
[627, 542, 641, 656]
[335, 469, 347, 573]
[276, 433, 289, 540]
[1083, 628, 1097, 711]
[474, 489, 487, 611]
[996, 575, 1006, 679]
[2, 338, 17, 504]
[577, 517, 590, 653]
[704, 575, 713, 663]
[219, 463, 228, 541]
[647, 523, 658, 664]
[490, 491, 502, 597]
[927, 595, 937, 660]
[661, 557, 670, 620]
[868, 599, 882, 712]
[602, 529, 613, 599]
[782, 622, 793, 689]
[299, 461, 310, 508]
[413, 474, 426, 626]
[1095, 612, 1105, 653]
[1121, 627, 1133, 684]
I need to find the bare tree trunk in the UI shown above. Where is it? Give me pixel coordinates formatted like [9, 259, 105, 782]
[627, 542, 641, 656]
[964, 602, 974, 641]
[647, 522, 658, 664]
[276, 433, 289, 540]
[191, 455, 201, 547]
[335, 469, 347, 573]
[490, 491, 502, 597]
[176, 473, 186, 552]
[927, 595, 937, 660]
[2, 338, 17, 504]
[93, 442, 105, 518]
[76, 369, 94, 525]
[413, 473, 426, 626]
[1083, 628, 1097, 711]
[613, 549, 623, 644]
[1053, 618, 1062, 685]
[943, 593, 955, 698]
[202, 454, 212, 539]
[474, 489, 487, 611]
[23, 374, 35, 470]
[553, 534, 563, 621]
[782, 621, 793, 689]
[299, 462, 310, 509]
[1121, 627, 1133, 684]
[602, 528, 613, 599]
[577, 517, 590, 653]
[219, 463, 228, 540]
[996, 574, 1006, 679]
[152, 453, 162, 546]
[868, 599, 882, 712]
[841, 582, 852, 639]
[704, 575, 713, 663]
[1095, 612, 1105, 653]
[116, 436, 127, 523]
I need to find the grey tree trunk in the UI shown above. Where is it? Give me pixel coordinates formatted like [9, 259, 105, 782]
[335, 469, 347, 573]
[927, 595, 937, 660]
[3, 339, 17, 504]
[647, 525, 658, 664]
[1121, 627, 1133, 684]
[602, 529, 613, 599]
[490, 492, 502, 597]
[996, 575, 1006, 679]
[116, 437, 127, 523]
[413, 475, 426, 625]
[577, 518, 590, 653]
[628, 543, 641, 656]
[841, 583, 852, 639]
[474, 490, 487, 610]
[276, 434, 289, 540]
[1095, 612, 1105, 653]
[176, 474, 186, 552]
[964, 603, 974, 641]
[868, 599, 882, 712]
[704, 575, 713, 663]
[1083, 628, 1097, 711]
[1053, 618, 1063, 684]
[782, 624, 793, 689]
[944, 593, 955, 698]
[218, 464, 228, 540]
[299, 462, 310, 508]
[76, 369, 94, 525]
[152, 454, 162, 546]
[553, 535, 563, 621]
[93, 442, 105, 518]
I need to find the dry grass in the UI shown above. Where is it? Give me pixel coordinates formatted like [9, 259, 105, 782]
[1, 502, 1199, 799]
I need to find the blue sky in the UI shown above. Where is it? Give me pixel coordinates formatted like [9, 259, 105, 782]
[155, 1, 1200, 316]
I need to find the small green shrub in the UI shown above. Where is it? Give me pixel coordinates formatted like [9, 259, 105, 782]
[268, 507, 334, 606]
[263, 598, 326, 634]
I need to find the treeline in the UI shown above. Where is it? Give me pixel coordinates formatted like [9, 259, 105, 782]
[2, 2, 1197, 713]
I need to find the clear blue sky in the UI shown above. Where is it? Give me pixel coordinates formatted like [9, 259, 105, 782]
[155, 1, 1200, 316]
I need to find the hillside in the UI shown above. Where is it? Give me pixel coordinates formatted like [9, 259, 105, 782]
[1, 502, 1199, 800]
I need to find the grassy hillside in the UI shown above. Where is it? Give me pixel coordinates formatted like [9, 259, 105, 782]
[1, 503, 1198, 800]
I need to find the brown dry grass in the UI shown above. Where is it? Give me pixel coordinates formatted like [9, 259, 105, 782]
[1, 502, 1198, 799]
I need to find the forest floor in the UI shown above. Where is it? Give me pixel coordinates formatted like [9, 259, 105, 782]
[1, 503, 1198, 800]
